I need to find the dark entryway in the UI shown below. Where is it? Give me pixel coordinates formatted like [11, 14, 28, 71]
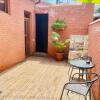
[24, 11, 31, 57]
[36, 14, 48, 53]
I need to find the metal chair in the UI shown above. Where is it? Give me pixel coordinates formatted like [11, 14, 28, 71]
[68, 53, 82, 75]
[68, 57, 82, 81]
[81, 56, 92, 62]
[60, 73, 99, 100]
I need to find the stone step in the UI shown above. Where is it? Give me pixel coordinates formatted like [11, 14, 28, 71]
[34, 52, 47, 57]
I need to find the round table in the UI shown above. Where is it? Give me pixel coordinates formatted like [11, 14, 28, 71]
[70, 59, 94, 69]
[69, 58, 95, 79]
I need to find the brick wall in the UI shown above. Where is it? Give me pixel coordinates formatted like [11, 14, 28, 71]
[88, 19, 100, 100]
[0, 2, 94, 71]
[35, 4, 94, 57]
[0, 0, 35, 71]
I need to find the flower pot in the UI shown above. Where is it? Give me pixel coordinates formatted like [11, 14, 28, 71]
[55, 52, 64, 61]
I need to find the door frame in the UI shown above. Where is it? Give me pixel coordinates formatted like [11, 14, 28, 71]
[24, 11, 31, 57]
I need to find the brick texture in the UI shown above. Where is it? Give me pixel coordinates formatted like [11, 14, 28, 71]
[0, 0, 35, 71]
[88, 19, 100, 100]
[0, 2, 94, 71]
[35, 4, 94, 57]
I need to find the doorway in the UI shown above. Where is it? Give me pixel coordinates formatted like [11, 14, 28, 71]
[24, 11, 30, 57]
[36, 14, 48, 53]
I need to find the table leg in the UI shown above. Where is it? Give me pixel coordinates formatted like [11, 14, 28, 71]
[79, 69, 81, 79]
[82, 69, 85, 79]
[78, 69, 84, 79]
[86, 69, 88, 80]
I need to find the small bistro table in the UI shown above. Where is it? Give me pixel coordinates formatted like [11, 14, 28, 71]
[69, 58, 95, 80]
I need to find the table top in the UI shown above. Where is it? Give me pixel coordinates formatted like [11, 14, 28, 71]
[69, 58, 94, 69]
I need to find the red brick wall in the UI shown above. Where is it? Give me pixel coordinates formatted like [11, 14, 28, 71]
[0, 2, 94, 71]
[88, 19, 100, 100]
[35, 4, 94, 57]
[0, 0, 35, 71]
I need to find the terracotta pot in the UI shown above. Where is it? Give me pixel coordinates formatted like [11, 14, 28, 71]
[55, 52, 64, 61]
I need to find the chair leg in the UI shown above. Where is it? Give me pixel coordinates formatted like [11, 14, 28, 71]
[68, 65, 72, 75]
[89, 89, 91, 100]
[60, 86, 65, 100]
[67, 90, 69, 95]
[85, 96, 87, 100]
[69, 67, 73, 81]
[68, 66, 71, 75]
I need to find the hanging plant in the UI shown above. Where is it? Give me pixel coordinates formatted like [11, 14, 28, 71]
[52, 19, 66, 30]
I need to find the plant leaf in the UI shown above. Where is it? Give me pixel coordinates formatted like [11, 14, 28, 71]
[51, 32, 60, 39]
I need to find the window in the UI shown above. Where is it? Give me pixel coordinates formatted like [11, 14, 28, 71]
[24, 11, 30, 18]
[41, 0, 81, 4]
[0, 0, 8, 13]
[35, 0, 40, 4]
[57, 0, 80, 4]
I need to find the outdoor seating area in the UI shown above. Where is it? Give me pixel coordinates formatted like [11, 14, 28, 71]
[0, 0, 100, 100]
[61, 56, 99, 100]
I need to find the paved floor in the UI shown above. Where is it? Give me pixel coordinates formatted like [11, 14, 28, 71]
[0, 57, 87, 100]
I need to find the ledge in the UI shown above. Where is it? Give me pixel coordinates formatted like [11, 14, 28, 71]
[89, 19, 100, 25]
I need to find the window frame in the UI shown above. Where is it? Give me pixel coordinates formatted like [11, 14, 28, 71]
[35, 0, 40, 4]
[0, 0, 10, 13]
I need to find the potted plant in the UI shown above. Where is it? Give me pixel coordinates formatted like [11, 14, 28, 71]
[52, 19, 66, 31]
[51, 32, 69, 61]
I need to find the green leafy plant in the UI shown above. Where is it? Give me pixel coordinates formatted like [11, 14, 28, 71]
[51, 32, 69, 53]
[52, 19, 66, 30]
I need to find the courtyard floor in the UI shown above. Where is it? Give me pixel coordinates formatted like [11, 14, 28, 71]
[0, 57, 87, 100]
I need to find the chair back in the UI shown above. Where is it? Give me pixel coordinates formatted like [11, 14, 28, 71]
[90, 73, 99, 83]
[88, 56, 92, 62]
[81, 56, 92, 61]
[87, 73, 99, 88]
